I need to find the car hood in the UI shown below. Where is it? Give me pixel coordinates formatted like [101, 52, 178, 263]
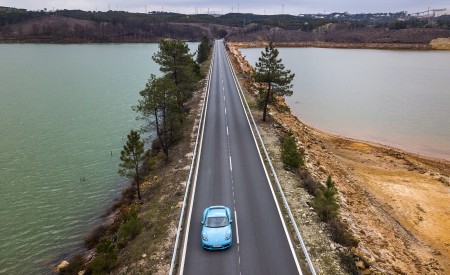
[202, 225, 230, 243]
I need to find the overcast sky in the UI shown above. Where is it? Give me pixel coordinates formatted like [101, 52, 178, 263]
[2, 0, 449, 15]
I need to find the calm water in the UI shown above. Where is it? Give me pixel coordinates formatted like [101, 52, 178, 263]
[0, 43, 196, 274]
[241, 48, 450, 160]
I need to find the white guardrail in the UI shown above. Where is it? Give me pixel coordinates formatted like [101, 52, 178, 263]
[224, 42, 317, 275]
[168, 44, 215, 275]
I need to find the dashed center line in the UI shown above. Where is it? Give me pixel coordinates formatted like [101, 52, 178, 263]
[234, 210, 240, 244]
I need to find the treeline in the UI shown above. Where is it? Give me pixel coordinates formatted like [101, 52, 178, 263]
[3, 6, 450, 30]
[2, 6, 450, 43]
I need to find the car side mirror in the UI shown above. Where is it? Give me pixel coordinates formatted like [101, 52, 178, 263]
[230, 220, 233, 223]
[201, 221, 204, 224]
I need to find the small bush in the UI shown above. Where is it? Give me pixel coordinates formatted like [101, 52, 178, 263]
[123, 205, 139, 222]
[338, 248, 357, 274]
[90, 238, 117, 274]
[117, 205, 142, 248]
[150, 138, 162, 155]
[329, 217, 359, 247]
[313, 176, 339, 222]
[147, 150, 166, 171]
[84, 225, 108, 250]
[300, 170, 321, 196]
[281, 131, 303, 170]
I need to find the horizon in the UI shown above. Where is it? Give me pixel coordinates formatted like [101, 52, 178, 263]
[1, 1, 449, 16]
[2, 5, 449, 17]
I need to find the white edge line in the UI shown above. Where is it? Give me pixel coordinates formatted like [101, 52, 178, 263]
[224, 43, 304, 275]
[178, 41, 215, 275]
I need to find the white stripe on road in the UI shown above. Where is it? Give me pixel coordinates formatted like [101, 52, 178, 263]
[234, 210, 240, 244]
[229, 156, 232, 171]
[227, 126, 229, 136]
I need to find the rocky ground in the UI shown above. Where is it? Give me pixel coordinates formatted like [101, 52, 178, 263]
[227, 42, 450, 275]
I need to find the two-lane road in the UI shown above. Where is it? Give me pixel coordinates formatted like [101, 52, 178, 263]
[181, 40, 301, 275]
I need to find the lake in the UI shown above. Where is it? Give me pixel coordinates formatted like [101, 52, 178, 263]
[0, 43, 197, 274]
[241, 47, 450, 160]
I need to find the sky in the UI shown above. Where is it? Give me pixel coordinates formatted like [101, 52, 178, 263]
[2, 0, 449, 15]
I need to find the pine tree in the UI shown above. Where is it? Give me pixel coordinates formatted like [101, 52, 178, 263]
[314, 176, 339, 221]
[152, 39, 200, 109]
[118, 130, 145, 200]
[281, 131, 303, 169]
[134, 75, 183, 159]
[196, 36, 211, 63]
[253, 42, 295, 121]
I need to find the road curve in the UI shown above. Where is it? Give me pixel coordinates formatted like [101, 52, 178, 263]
[180, 40, 301, 275]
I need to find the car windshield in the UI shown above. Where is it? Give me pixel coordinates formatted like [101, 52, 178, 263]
[205, 216, 228, 228]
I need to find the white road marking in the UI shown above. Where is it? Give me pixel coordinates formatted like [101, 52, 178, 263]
[224, 107, 227, 115]
[234, 210, 240, 244]
[227, 126, 229, 136]
[224, 46, 304, 274]
[229, 156, 232, 171]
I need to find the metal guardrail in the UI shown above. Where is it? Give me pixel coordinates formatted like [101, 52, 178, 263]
[169, 45, 215, 275]
[224, 42, 317, 275]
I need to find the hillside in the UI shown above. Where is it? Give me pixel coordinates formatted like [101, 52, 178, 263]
[1, 7, 450, 45]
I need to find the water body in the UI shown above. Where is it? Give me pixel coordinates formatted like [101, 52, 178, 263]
[241, 48, 450, 160]
[0, 43, 197, 274]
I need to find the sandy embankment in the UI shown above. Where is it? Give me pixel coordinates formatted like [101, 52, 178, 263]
[227, 42, 450, 275]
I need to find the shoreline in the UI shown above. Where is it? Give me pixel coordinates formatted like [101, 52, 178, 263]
[229, 40, 450, 51]
[229, 41, 450, 162]
[227, 42, 450, 274]
[292, 121, 450, 163]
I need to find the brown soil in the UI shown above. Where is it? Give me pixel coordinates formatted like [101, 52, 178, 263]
[430, 38, 450, 50]
[227, 42, 450, 275]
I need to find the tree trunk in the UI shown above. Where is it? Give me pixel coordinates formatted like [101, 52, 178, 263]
[135, 165, 141, 200]
[262, 82, 272, 122]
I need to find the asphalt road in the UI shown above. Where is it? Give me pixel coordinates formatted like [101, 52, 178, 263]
[180, 40, 301, 275]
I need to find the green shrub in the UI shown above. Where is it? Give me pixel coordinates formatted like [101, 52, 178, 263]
[117, 205, 142, 247]
[147, 150, 166, 171]
[281, 131, 303, 170]
[313, 176, 339, 222]
[84, 225, 108, 250]
[90, 238, 117, 274]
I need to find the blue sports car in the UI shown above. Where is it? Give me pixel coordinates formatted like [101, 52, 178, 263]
[201, 206, 233, 250]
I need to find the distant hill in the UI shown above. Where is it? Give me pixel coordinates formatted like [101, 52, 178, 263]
[1, 7, 449, 43]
